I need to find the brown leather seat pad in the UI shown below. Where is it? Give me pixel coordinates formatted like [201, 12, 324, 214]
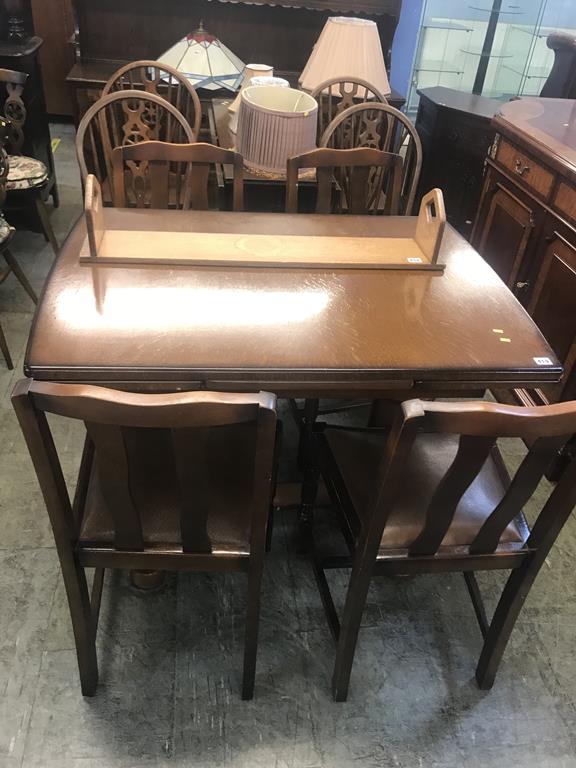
[325, 428, 527, 553]
[79, 423, 257, 554]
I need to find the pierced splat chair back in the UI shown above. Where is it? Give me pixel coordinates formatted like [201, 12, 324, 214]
[75, 91, 196, 199]
[102, 60, 202, 139]
[286, 147, 403, 215]
[112, 141, 244, 210]
[0, 68, 28, 155]
[310, 77, 388, 144]
[320, 103, 422, 214]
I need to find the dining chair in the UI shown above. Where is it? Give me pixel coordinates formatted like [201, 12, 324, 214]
[0, 125, 37, 369]
[112, 141, 244, 210]
[12, 379, 277, 700]
[75, 91, 196, 202]
[102, 60, 202, 139]
[310, 77, 388, 145]
[286, 147, 402, 215]
[311, 398, 576, 701]
[320, 103, 423, 215]
[0, 68, 58, 253]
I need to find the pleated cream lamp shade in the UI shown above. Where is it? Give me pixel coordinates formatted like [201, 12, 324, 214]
[158, 23, 244, 92]
[237, 86, 318, 174]
[299, 17, 391, 97]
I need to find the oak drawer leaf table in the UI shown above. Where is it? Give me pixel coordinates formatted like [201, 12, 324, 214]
[25, 200, 562, 531]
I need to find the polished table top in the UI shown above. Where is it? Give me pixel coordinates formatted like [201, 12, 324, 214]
[25, 209, 562, 393]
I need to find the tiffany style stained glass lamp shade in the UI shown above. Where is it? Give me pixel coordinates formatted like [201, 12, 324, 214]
[158, 23, 245, 92]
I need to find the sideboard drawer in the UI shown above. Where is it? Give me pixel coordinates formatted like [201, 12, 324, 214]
[554, 181, 576, 225]
[496, 139, 554, 199]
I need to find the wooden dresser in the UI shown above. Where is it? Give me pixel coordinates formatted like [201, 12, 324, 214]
[472, 98, 576, 409]
[65, 0, 403, 121]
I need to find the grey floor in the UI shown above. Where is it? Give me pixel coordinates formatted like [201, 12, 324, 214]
[1, 124, 576, 768]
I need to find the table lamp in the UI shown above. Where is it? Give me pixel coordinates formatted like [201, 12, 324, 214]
[158, 22, 244, 92]
[237, 85, 318, 174]
[299, 17, 391, 98]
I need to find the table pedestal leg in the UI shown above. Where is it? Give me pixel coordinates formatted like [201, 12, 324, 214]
[297, 397, 320, 552]
[130, 570, 166, 590]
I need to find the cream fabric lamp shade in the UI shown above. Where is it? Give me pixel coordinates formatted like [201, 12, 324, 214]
[299, 17, 391, 97]
[158, 23, 244, 92]
[237, 86, 318, 174]
[228, 64, 274, 114]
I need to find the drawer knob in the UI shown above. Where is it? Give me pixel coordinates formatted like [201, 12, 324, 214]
[515, 280, 530, 290]
[514, 159, 530, 176]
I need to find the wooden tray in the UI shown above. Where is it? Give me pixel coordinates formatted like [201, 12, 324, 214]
[80, 175, 446, 271]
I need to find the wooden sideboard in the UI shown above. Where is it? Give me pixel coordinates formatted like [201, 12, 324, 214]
[65, 0, 402, 121]
[471, 98, 576, 419]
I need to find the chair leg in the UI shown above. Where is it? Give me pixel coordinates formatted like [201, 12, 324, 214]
[297, 398, 320, 553]
[331, 556, 374, 702]
[34, 195, 59, 254]
[3, 248, 37, 304]
[0, 319, 13, 369]
[312, 554, 340, 643]
[61, 555, 99, 696]
[51, 181, 60, 209]
[475, 557, 538, 690]
[242, 562, 265, 700]
[265, 504, 274, 552]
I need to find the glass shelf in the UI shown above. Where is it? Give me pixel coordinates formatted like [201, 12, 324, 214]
[422, 21, 474, 32]
[414, 59, 465, 74]
[461, 48, 515, 58]
[502, 63, 551, 79]
[468, 5, 526, 13]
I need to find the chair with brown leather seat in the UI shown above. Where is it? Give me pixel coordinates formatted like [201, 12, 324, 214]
[311, 398, 576, 701]
[12, 379, 277, 700]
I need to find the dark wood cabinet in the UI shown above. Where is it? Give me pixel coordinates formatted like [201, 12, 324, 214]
[472, 167, 543, 295]
[472, 97, 576, 413]
[415, 87, 500, 239]
[528, 221, 576, 401]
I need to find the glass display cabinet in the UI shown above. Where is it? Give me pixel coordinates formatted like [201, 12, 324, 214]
[390, 0, 576, 116]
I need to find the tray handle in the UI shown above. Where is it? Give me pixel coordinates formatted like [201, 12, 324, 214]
[414, 188, 446, 265]
[85, 174, 104, 261]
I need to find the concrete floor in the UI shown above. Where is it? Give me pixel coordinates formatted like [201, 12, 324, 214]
[1, 123, 576, 768]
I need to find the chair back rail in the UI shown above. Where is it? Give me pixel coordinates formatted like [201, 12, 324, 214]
[103, 60, 202, 139]
[320, 103, 422, 215]
[286, 146, 403, 215]
[112, 141, 244, 211]
[75, 91, 196, 191]
[310, 77, 388, 144]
